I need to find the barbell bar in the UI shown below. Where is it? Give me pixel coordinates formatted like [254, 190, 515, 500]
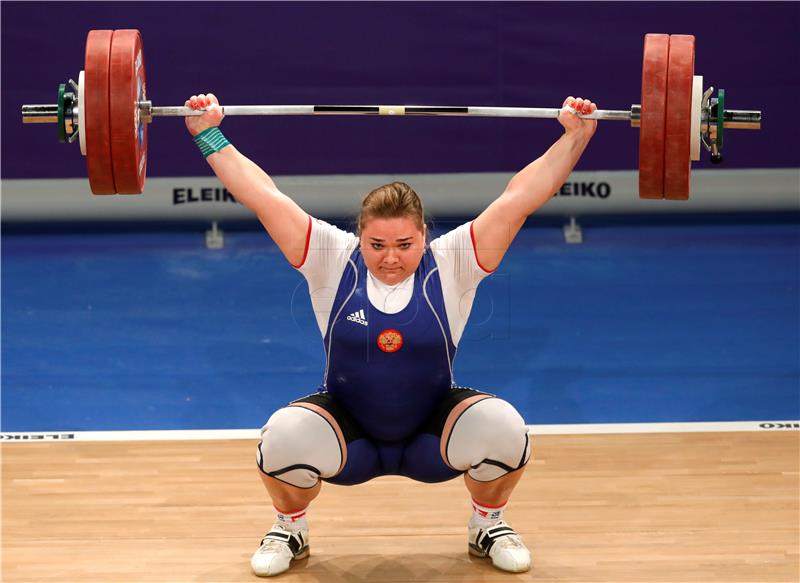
[23, 102, 760, 125]
[21, 102, 761, 126]
[20, 29, 762, 199]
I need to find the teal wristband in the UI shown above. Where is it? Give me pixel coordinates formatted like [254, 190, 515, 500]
[193, 127, 231, 158]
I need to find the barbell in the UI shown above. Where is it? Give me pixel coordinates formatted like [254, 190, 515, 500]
[21, 29, 761, 200]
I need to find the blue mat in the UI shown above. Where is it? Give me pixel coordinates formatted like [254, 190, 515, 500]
[2, 223, 798, 431]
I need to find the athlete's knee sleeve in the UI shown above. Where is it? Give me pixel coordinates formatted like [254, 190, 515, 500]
[444, 398, 531, 482]
[256, 405, 344, 488]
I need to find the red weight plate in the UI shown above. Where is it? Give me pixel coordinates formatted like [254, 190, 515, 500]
[664, 35, 695, 200]
[85, 30, 116, 194]
[109, 29, 148, 194]
[639, 34, 669, 200]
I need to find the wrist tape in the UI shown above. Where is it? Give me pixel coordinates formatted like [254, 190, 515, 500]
[193, 127, 231, 158]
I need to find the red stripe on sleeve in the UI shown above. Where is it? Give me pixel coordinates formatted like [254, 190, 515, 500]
[291, 214, 313, 269]
[470, 221, 496, 274]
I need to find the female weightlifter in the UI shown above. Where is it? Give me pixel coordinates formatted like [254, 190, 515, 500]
[184, 93, 597, 576]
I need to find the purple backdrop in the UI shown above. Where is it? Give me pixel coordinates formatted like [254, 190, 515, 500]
[3, 1, 798, 179]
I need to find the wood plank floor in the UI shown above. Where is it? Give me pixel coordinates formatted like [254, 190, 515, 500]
[3, 432, 798, 582]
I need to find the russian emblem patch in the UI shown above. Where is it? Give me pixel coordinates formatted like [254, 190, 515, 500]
[376, 329, 404, 353]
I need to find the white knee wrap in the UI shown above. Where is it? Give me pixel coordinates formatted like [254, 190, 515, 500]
[445, 398, 531, 481]
[256, 406, 343, 488]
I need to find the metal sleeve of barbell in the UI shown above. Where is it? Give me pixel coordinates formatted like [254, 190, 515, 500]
[150, 104, 634, 120]
[21, 104, 60, 123]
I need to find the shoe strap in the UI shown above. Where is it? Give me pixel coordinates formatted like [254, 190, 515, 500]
[476, 524, 517, 553]
[262, 529, 306, 555]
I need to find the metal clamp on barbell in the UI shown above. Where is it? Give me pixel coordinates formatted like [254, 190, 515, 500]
[20, 29, 763, 200]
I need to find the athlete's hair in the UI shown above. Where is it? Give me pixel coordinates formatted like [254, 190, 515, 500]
[358, 182, 426, 235]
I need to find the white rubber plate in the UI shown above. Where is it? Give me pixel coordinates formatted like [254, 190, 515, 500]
[691, 75, 702, 161]
[78, 70, 87, 156]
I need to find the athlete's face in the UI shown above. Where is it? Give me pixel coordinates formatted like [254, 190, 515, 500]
[360, 216, 426, 285]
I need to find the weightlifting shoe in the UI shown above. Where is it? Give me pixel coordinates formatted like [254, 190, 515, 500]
[250, 523, 309, 577]
[468, 521, 531, 573]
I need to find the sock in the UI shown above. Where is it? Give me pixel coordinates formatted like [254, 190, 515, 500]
[469, 498, 507, 529]
[275, 505, 309, 533]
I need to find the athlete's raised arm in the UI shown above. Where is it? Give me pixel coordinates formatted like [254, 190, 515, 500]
[472, 96, 598, 272]
[185, 93, 309, 267]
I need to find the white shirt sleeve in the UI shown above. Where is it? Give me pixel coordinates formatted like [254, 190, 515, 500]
[296, 217, 359, 336]
[429, 221, 494, 346]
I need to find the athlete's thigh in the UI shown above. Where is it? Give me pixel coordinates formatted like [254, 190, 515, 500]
[400, 387, 493, 483]
[290, 392, 384, 486]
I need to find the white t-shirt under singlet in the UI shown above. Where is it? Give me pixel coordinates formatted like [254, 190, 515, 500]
[295, 217, 493, 346]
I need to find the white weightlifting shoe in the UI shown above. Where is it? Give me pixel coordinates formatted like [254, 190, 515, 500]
[250, 523, 310, 577]
[468, 521, 531, 573]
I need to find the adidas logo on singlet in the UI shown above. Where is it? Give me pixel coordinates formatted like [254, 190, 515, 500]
[346, 309, 368, 326]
